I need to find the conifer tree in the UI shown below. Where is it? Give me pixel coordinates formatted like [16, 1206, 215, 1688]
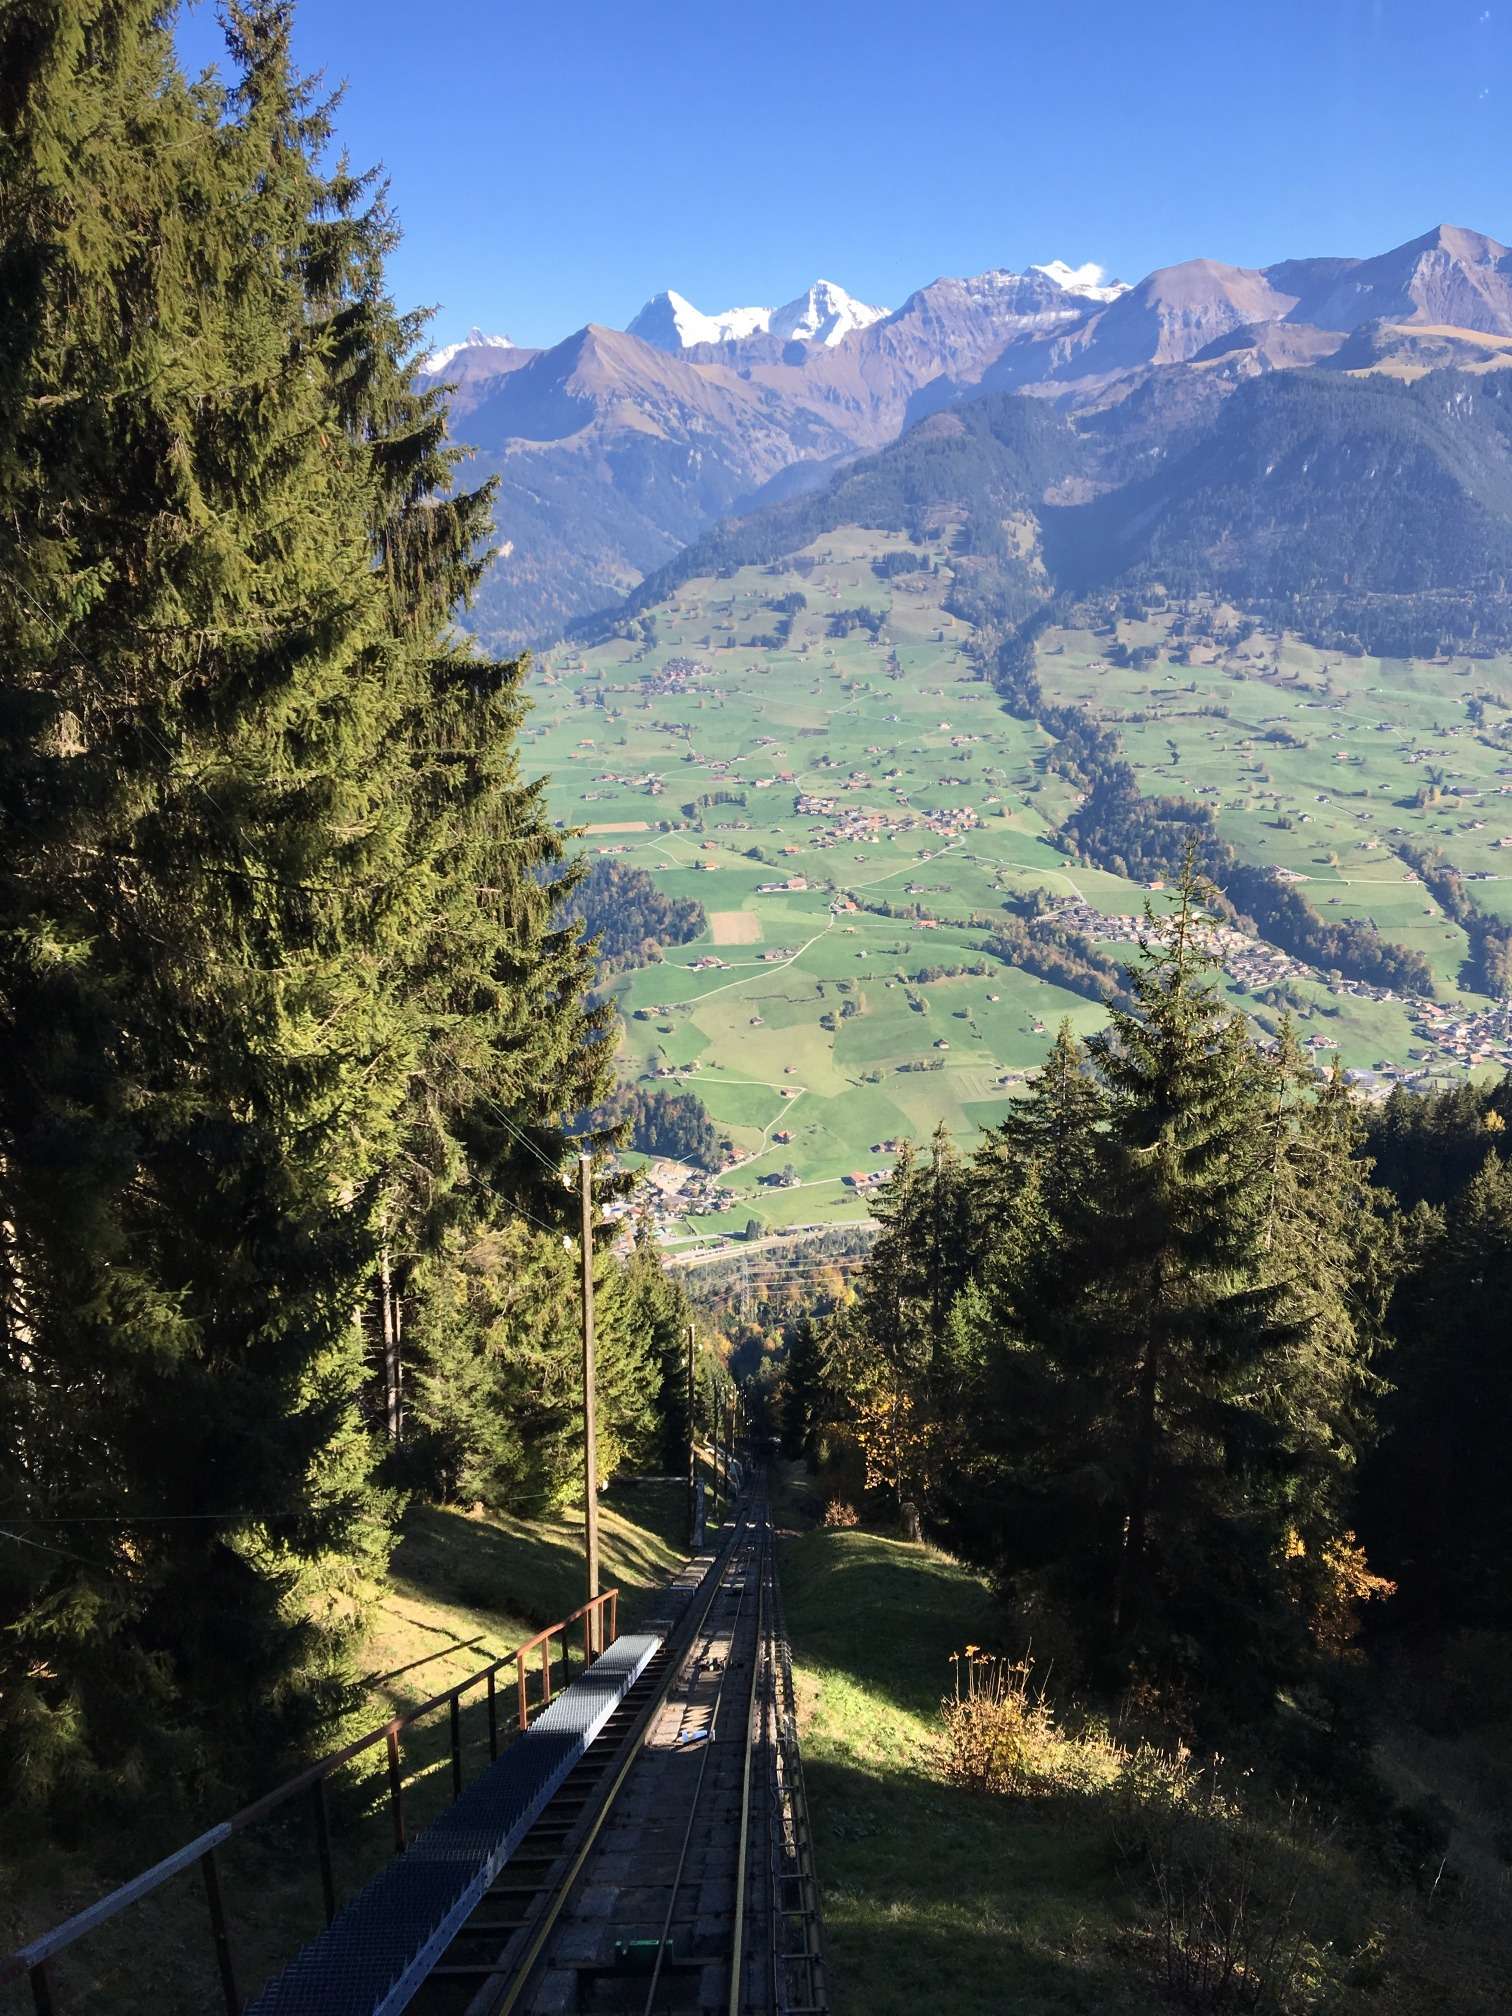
[779, 1315, 828, 1465]
[404, 1217, 663, 1510]
[833, 1126, 974, 1507]
[0, 0, 612, 1810]
[972, 864, 1379, 1715]
[1366, 1153, 1512, 1626]
[970, 1017, 1106, 1248]
[620, 1224, 695, 1474]
[1255, 1043, 1393, 1603]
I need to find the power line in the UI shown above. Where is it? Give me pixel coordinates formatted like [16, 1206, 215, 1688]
[1, 566, 588, 1241]
[0, 1526, 116, 1573]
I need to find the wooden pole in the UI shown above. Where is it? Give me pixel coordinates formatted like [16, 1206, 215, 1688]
[379, 1243, 399, 1445]
[579, 1154, 600, 1654]
[686, 1323, 697, 1544]
[713, 1362, 725, 1516]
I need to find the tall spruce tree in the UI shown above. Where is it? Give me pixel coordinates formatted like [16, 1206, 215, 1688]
[620, 1224, 695, 1475]
[970, 1017, 1106, 1243]
[1364, 1152, 1512, 1627]
[779, 1315, 827, 1466]
[967, 866, 1380, 1716]
[1254, 1040, 1393, 1604]
[831, 1126, 975, 1508]
[0, 0, 610, 1813]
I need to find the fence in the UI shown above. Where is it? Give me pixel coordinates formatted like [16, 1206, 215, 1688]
[1, 1587, 620, 2016]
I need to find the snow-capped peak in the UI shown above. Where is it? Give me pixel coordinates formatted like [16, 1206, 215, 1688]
[769, 279, 889, 346]
[627, 290, 774, 350]
[1030, 260, 1128, 304]
[627, 280, 890, 353]
[421, 327, 514, 375]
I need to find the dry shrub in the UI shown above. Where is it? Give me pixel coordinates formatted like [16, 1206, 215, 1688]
[1146, 1825, 1315, 2012]
[938, 1649, 1066, 1797]
[1114, 1748, 1332, 2013]
[822, 1496, 859, 1529]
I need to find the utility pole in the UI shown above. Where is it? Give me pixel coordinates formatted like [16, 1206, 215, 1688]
[379, 1242, 400, 1445]
[686, 1323, 697, 1544]
[579, 1154, 600, 1655]
[717, 1378, 729, 1516]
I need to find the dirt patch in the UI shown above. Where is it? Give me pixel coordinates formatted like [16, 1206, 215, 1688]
[583, 820, 650, 834]
[709, 910, 760, 945]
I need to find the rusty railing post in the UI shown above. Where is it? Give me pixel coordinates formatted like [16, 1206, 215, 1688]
[310, 1778, 336, 1926]
[201, 1847, 240, 2015]
[385, 1728, 406, 1852]
[540, 1637, 552, 1708]
[516, 1652, 528, 1732]
[487, 1668, 498, 1759]
[449, 1692, 463, 1799]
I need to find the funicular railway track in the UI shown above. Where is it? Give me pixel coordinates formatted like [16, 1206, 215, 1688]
[401, 1480, 825, 2016]
[5, 1480, 826, 2016]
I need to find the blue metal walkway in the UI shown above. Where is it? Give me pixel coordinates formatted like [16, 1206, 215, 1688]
[245, 1632, 660, 2016]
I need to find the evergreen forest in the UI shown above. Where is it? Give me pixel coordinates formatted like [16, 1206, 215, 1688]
[0, 0, 711, 1841]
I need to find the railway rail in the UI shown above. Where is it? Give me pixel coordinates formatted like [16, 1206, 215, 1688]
[404, 1480, 826, 2016]
[7, 1481, 825, 2016]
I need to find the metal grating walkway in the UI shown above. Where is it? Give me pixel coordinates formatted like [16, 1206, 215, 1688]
[244, 1632, 660, 2016]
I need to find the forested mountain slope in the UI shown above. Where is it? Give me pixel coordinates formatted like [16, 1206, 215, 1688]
[1049, 369, 1512, 645]
[573, 392, 1082, 639]
[577, 364, 1512, 652]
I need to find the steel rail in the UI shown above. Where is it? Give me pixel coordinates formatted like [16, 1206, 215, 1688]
[638, 1511, 765, 2016]
[485, 1499, 759, 2016]
[727, 1523, 769, 2016]
[767, 1552, 828, 2016]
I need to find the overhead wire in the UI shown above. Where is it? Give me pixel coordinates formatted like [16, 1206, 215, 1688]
[2, 575, 877, 1478]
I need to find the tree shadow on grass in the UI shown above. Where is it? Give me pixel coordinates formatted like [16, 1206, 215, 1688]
[805, 1751, 1156, 2016]
[388, 1483, 689, 1644]
[780, 1526, 1002, 1721]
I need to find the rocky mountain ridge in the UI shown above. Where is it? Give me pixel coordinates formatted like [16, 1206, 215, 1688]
[426, 225, 1512, 649]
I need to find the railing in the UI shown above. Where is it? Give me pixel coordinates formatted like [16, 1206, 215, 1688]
[1, 1587, 620, 2016]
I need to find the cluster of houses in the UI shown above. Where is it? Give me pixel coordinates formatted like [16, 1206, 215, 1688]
[634, 655, 709, 696]
[790, 790, 980, 851]
[1405, 999, 1512, 1075]
[1043, 895, 1318, 996]
[1041, 891, 1512, 1083]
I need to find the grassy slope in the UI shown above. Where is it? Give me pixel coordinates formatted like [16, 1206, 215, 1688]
[779, 1524, 1153, 2016]
[779, 1512, 1512, 2016]
[1, 1479, 703, 2016]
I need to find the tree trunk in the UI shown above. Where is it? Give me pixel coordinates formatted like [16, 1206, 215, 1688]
[1116, 1330, 1160, 1638]
[380, 1244, 400, 1444]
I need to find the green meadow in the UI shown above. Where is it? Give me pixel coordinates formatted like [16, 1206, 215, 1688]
[531, 537, 1512, 1234]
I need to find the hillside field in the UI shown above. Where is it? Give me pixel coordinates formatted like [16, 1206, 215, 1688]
[532, 531, 1512, 1240]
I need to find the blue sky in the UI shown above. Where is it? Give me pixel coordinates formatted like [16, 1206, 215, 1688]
[177, 0, 1510, 353]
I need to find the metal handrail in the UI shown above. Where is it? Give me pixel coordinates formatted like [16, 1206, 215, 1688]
[2, 1586, 620, 2014]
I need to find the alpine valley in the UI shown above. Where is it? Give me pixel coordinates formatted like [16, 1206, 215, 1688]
[433, 224, 1512, 1241]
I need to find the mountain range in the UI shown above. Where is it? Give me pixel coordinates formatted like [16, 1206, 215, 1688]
[580, 363, 1512, 672]
[422, 225, 1512, 649]
[626, 279, 890, 351]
